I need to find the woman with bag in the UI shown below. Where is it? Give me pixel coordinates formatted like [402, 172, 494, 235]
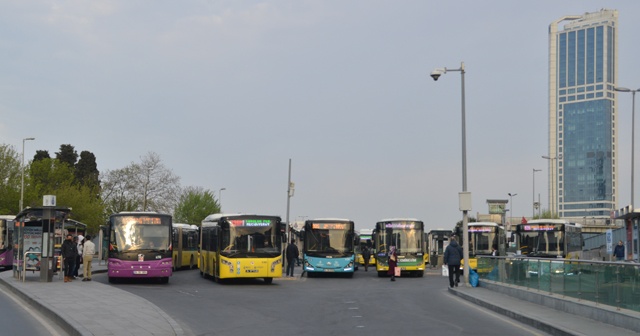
[387, 246, 398, 281]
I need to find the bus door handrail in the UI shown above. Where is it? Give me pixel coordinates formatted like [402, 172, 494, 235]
[22, 251, 41, 282]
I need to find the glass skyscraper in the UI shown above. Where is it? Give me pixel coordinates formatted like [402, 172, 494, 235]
[548, 9, 618, 218]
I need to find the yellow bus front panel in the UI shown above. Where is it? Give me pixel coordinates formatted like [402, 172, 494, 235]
[218, 256, 282, 279]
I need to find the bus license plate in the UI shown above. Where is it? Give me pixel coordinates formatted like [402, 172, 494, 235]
[133, 271, 147, 275]
[324, 269, 334, 272]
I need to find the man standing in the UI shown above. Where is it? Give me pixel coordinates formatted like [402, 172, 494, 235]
[443, 236, 463, 288]
[285, 240, 299, 277]
[362, 241, 372, 272]
[61, 234, 77, 283]
[82, 235, 96, 281]
[613, 240, 625, 261]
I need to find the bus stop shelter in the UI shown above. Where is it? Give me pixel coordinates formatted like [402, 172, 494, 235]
[13, 206, 72, 282]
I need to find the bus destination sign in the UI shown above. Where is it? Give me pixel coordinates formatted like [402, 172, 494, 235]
[522, 224, 558, 232]
[116, 216, 163, 225]
[384, 222, 417, 229]
[230, 219, 271, 227]
[312, 223, 348, 230]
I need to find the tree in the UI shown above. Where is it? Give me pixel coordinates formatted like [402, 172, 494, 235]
[75, 151, 100, 191]
[26, 158, 75, 208]
[100, 152, 181, 215]
[0, 144, 22, 214]
[173, 186, 219, 225]
[55, 144, 78, 167]
[33, 150, 50, 161]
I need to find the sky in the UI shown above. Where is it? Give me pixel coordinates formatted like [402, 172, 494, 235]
[2, 1, 640, 232]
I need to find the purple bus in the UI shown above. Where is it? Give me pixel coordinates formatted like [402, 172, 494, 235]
[0, 215, 14, 270]
[107, 212, 173, 283]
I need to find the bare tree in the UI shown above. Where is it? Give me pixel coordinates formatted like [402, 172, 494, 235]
[101, 152, 180, 215]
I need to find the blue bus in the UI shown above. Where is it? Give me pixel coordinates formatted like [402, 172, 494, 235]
[302, 218, 356, 277]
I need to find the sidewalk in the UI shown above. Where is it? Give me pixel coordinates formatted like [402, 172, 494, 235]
[0, 257, 185, 336]
[449, 280, 640, 336]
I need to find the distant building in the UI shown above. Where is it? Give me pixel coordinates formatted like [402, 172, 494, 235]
[548, 9, 618, 218]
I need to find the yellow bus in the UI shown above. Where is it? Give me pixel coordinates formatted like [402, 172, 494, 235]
[453, 222, 506, 273]
[172, 223, 199, 270]
[373, 218, 426, 277]
[199, 214, 284, 284]
[355, 229, 375, 266]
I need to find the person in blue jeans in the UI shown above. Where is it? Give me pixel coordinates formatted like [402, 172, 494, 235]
[285, 240, 299, 277]
[613, 240, 625, 261]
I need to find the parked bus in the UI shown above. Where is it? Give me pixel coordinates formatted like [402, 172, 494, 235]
[199, 214, 283, 284]
[373, 218, 426, 277]
[172, 223, 199, 270]
[355, 228, 375, 266]
[427, 229, 452, 268]
[513, 219, 583, 259]
[0, 215, 14, 270]
[453, 222, 506, 273]
[302, 218, 357, 277]
[106, 212, 173, 283]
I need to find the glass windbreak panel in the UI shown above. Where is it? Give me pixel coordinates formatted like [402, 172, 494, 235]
[304, 223, 353, 258]
[111, 216, 171, 252]
[220, 218, 280, 257]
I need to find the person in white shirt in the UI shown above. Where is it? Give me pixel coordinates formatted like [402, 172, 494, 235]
[82, 235, 96, 281]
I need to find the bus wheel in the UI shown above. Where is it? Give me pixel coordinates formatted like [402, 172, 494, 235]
[264, 277, 273, 284]
[160, 277, 169, 284]
[377, 271, 386, 277]
[108, 276, 116, 283]
[418, 271, 424, 277]
[307, 272, 315, 278]
[173, 258, 178, 271]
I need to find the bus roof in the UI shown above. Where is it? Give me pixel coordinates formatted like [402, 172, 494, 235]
[377, 218, 422, 223]
[0, 215, 15, 220]
[307, 218, 353, 222]
[202, 213, 281, 224]
[469, 222, 501, 227]
[173, 223, 198, 230]
[520, 219, 581, 227]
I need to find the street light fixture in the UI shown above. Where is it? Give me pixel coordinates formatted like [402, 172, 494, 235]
[615, 86, 639, 208]
[431, 61, 471, 285]
[218, 188, 226, 212]
[20, 137, 35, 211]
[542, 154, 562, 216]
[508, 193, 517, 227]
[533, 169, 541, 218]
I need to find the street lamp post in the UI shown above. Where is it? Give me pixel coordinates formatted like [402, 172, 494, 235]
[431, 61, 471, 285]
[542, 155, 561, 216]
[533, 169, 541, 218]
[20, 137, 35, 211]
[508, 193, 517, 227]
[615, 87, 639, 208]
[218, 188, 226, 212]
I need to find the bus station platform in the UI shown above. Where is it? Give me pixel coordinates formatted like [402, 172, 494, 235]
[0, 256, 186, 336]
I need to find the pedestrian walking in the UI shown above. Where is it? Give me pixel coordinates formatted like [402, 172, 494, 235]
[285, 240, 299, 277]
[61, 234, 78, 283]
[613, 240, 625, 261]
[362, 242, 372, 272]
[387, 246, 398, 281]
[443, 236, 463, 288]
[82, 235, 95, 281]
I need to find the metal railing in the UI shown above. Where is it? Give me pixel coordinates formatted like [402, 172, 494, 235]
[476, 256, 640, 312]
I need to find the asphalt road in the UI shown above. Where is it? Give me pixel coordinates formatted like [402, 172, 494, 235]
[0, 281, 67, 336]
[94, 268, 551, 336]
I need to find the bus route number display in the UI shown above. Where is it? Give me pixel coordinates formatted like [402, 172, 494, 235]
[523, 224, 558, 231]
[116, 216, 163, 225]
[469, 227, 492, 233]
[230, 219, 271, 227]
[384, 222, 416, 229]
[312, 223, 347, 230]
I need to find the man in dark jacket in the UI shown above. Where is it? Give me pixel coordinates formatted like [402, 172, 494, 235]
[285, 240, 299, 277]
[61, 234, 78, 283]
[443, 236, 464, 288]
[613, 240, 625, 261]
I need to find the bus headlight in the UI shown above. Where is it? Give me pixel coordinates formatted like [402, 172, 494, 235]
[270, 259, 282, 272]
[221, 259, 234, 272]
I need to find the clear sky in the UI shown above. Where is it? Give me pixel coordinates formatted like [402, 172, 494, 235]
[2, 1, 640, 232]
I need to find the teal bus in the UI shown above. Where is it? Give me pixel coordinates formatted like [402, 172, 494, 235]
[302, 218, 357, 277]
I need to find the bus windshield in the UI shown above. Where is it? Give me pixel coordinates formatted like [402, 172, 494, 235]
[220, 219, 280, 257]
[518, 231, 564, 257]
[111, 216, 171, 252]
[305, 228, 352, 257]
[377, 229, 422, 254]
[468, 229, 499, 255]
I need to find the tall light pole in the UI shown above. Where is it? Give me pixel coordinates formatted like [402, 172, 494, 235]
[20, 137, 35, 211]
[542, 155, 561, 216]
[615, 87, 639, 208]
[533, 169, 541, 218]
[218, 188, 226, 212]
[431, 61, 471, 285]
[508, 193, 517, 227]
